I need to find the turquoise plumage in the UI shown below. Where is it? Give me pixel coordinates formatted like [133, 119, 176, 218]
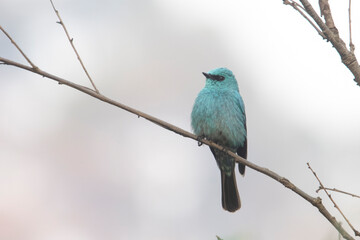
[191, 67, 247, 212]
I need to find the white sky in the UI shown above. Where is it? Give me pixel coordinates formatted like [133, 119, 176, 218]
[1, 1, 360, 240]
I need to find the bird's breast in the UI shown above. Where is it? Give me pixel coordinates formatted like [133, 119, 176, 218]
[191, 89, 246, 149]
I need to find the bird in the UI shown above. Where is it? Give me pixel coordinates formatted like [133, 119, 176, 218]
[191, 67, 247, 212]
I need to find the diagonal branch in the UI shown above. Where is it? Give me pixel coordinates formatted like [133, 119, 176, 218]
[50, 0, 99, 93]
[319, 0, 340, 36]
[308, 163, 360, 237]
[0, 55, 355, 240]
[300, 0, 360, 85]
[285, 0, 360, 86]
[0, 25, 38, 69]
[283, 0, 325, 38]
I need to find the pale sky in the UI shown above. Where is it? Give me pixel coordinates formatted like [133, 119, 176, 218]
[1, 1, 360, 240]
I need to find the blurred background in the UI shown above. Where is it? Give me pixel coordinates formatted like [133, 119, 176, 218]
[1, 0, 360, 239]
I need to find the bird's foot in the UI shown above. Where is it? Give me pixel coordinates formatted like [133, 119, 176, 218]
[196, 135, 205, 146]
[221, 146, 231, 153]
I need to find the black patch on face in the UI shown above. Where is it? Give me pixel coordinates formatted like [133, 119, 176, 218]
[202, 72, 225, 81]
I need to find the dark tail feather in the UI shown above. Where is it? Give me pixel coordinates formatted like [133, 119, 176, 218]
[238, 163, 246, 175]
[237, 139, 247, 176]
[221, 170, 241, 212]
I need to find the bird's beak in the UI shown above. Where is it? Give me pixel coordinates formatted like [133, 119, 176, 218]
[202, 72, 211, 79]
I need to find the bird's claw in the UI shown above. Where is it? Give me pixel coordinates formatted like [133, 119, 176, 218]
[197, 135, 205, 146]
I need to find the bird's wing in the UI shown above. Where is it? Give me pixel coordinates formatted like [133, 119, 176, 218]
[235, 92, 247, 174]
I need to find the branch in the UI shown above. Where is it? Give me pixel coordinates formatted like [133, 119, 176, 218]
[308, 163, 360, 237]
[349, 0, 355, 53]
[317, 187, 360, 199]
[284, 0, 360, 86]
[0, 55, 355, 240]
[283, 0, 325, 38]
[0, 25, 38, 69]
[49, 0, 99, 93]
[319, 0, 339, 36]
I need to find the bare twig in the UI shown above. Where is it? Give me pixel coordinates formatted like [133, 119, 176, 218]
[283, 0, 325, 39]
[307, 163, 360, 237]
[50, 0, 99, 93]
[0, 25, 38, 69]
[349, 0, 355, 53]
[317, 187, 360, 199]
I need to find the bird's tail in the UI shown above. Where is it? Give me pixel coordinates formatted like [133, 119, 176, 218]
[221, 170, 241, 212]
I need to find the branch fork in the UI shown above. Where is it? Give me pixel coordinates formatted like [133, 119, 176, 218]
[284, 0, 360, 85]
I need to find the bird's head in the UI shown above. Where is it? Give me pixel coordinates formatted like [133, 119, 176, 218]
[202, 67, 239, 91]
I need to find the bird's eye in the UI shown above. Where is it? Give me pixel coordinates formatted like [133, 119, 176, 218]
[218, 76, 225, 81]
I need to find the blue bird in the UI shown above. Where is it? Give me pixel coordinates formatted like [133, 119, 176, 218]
[191, 67, 247, 212]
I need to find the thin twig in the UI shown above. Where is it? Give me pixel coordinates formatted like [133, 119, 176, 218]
[349, 0, 355, 53]
[0, 25, 38, 69]
[50, 0, 99, 93]
[317, 187, 360, 199]
[307, 163, 360, 237]
[283, 0, 326, 39]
